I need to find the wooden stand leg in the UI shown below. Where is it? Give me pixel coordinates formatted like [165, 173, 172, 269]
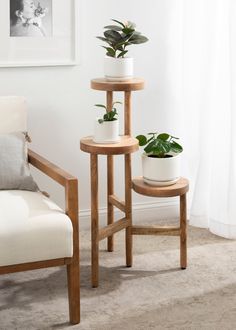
[125, 153, 132, 267]
[91, 154, 99, 287]
[180, 193, 187, 269]
[124, 91, 132, 135]
[107, 155, 114, 252]
[106, 91, 114, 252]
[124, 91, 132, 267]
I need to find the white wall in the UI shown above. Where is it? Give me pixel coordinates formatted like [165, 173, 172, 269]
[0, 0, 185, 223]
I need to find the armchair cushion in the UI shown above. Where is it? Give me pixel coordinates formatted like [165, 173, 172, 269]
[0, 190, 73, 267]
[0, 132, 38, 191]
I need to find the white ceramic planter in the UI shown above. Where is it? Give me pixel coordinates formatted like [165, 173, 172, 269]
[93, 119, 120, 144]
[142, 153, 181, 186]
[104, 56, 133, 81]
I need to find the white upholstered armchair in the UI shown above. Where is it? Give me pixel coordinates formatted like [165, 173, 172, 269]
[0, 97, 80, 324]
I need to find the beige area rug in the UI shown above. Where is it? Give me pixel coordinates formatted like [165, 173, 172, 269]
[0, 220, 236, 330]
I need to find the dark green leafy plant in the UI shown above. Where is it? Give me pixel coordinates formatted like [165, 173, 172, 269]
[96, 19, 148, 58]
[95, 101, 122, 124]
[136, 133, 183, 158]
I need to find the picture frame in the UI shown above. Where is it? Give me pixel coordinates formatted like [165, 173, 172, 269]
[0, 0, 78, 67]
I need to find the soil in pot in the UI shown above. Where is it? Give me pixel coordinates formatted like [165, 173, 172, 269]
[148, 155, 173, 158]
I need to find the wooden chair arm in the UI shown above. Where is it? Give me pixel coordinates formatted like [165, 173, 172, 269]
[28, 149, 79, 259]
[28, 149, 77, 187]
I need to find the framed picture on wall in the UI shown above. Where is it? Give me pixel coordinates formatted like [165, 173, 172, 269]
[0, 0, 78, 67]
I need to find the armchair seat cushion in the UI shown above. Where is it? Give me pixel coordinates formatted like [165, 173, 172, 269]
[0, 190, 73, 267]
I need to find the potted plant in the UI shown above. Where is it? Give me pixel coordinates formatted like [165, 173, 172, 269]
[136, 132, 183, 186]
[97, 19, 148, 81]
[93, 102, 122, 144]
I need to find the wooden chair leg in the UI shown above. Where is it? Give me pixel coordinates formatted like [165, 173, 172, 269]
[180, 193, 187, 269]
[125, 153, 132, 267]
[91, 154, 99, 287]
[67, 262, 80, 324]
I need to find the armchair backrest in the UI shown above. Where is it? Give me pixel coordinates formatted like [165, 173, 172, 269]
[0, 96, 27, 134]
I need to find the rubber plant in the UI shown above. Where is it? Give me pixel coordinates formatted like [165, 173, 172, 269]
[96, 19, 148, 58]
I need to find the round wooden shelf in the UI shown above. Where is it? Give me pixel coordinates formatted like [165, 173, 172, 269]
[132, 177, 189, 198]
[80, 135, 139, 155]
[91, 78, 145, 92]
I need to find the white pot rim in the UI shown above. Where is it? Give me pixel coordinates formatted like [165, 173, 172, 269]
[142, 152, 181, 159]
[95, 118, 119, 124]
[105, 56, 133, 60]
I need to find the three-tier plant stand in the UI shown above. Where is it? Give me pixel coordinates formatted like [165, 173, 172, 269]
[80, 78, 145, 288]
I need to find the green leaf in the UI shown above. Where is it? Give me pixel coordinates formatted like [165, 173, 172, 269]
[110, 112, 116, 119]
[112, 101, 122, 106]
[129, 35, 149, 44]
[103, 113, 109, 121]
[144, 140, 156, 153]
[104, 30, 122, 43]
[147, 136, 155, 143]
[106, 52, 114, 57]
[146, 139, 170, 156]
[159, 140, 171, 153]
[98, 119, 104, 124]
[103, 109, 118, 122]
[171, 141, 183, 153]
[102, 46, 116, 57]
[96, 36, 108, 42]
[95, 104, 107, 109]
[136, 135, 147, 146]
[118, 50, 128, 58]
[104, 25, 123, 31]
[120, 33, 133, 41]
[150, 140, 170, 156]
[122, 27, 135, 35]
[157, 133, 170, 141]
[115, 42, 126, 51]
[111, 19, 125, 28]
[116, 45, 125, 52]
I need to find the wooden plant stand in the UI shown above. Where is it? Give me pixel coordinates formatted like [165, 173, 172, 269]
[132, 177, 189, 269]
[80, 78, 144, 287]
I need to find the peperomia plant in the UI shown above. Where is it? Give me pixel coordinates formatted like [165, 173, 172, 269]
[95, 101, 122, 124]
[96, 19, 148, 58]
[136, 133, 183, 158]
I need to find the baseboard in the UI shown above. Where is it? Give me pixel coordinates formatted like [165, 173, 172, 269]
[79, 199, 179, 230]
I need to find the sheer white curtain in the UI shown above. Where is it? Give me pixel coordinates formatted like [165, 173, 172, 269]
[182, 0, 236, 238]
